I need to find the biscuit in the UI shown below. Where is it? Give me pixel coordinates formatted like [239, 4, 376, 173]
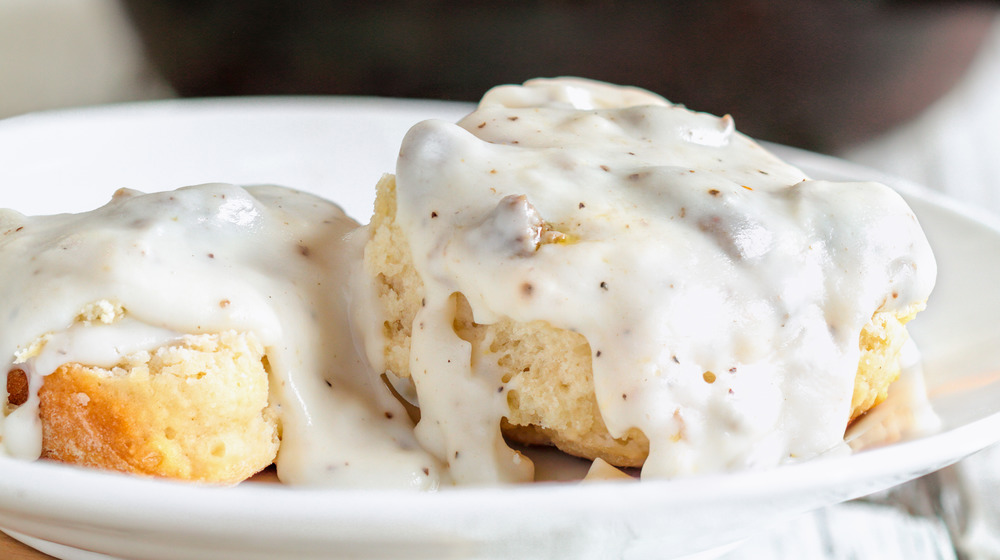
[27, 330, 278, 484]
[366, 174, 923, 467]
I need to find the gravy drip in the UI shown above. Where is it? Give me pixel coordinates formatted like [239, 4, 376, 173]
[0, 184, 442, 488]
[393, 78, 937, 481]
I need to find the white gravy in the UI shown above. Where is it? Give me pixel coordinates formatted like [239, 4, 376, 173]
[0, 78, 937, 487]
[0, 184, 442, 488]
[393, 77, 937, 482]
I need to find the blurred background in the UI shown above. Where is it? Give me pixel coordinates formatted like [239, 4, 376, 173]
[2, 1, 1000, 558]
[2, 0, 999, 208]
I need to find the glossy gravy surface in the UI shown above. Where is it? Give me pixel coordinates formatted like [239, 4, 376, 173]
[393, 78, 937, 482]
[0, 184, 441, 488]
[0, 78, 937, 487]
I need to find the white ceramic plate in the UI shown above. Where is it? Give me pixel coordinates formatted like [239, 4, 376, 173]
[1, 98, 1000, 560]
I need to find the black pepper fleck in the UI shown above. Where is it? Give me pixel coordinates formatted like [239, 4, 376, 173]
[672, 355, 680, 363]
[596, 350, 603, 358]
[385, 411, 394, 419]
[708, 189, 721, 197]
[431, 211, 438, 218]
[521, 283, 534, 297]
[600, 281, 608, 291]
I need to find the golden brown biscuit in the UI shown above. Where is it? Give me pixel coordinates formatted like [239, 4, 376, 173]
[852, 303, 922, 421]
[27, 330, 278, 484]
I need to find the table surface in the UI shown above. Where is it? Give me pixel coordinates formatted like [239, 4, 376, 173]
[0, 531, 54, 560]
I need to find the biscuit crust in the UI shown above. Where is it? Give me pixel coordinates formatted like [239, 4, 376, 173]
[35, 331, 279, 484]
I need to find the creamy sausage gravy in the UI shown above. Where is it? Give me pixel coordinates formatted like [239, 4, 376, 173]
[0, 78, 936, 487]
[391, 78, 936, 483]
[0, 184, 441, 488]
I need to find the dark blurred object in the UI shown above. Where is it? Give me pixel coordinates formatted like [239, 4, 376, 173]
[122, 0, 995, 152]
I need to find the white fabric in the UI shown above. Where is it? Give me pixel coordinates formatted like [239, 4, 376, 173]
[845, 16, 1000, 216]
[724, 502, 957, 560]
[0, 0, 172, 119]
